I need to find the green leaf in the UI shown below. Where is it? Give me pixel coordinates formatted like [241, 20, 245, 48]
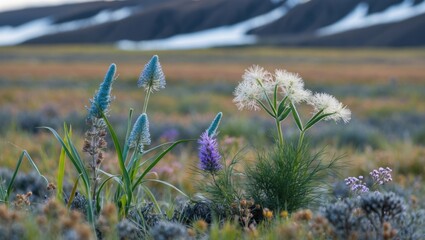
[141, 185, 162, 214]
[100, 112, 132, 216]
[96, 173, 123, 212]
[126, 151, 138, 177]
[6, 150, 48, 201]
[290, 102, 303, 131]
[277, 96, 288, 116]
[44, 125, 86, 181]
[142, 179, 189, 198]
[132, 139, 191, 191]
[123, 108, 134, 164]
[56, 123, 70, 201]
[304, 113, 333, 131]
[43, 126, 94, 223]
[278, 107, 291, 122]
[305, 109, 324, 128]
[98, 169, 125, 187]
[67, 174, 81, 209]
[256, 99, 275, 118]
[143, 141, 186, 155]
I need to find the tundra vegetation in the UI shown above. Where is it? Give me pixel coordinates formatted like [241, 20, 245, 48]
[0, 47, 425, 239]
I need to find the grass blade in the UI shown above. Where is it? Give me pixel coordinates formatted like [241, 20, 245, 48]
[141, 185, 162, 214]
[123, 108, 134, 163]
[96, 174, 123, 212]
[143, 179, 189, 198]
[6, 150, 48, 201]
[132, 139, 191, 191]
[100, 112, 132, 215]
[42, 126, 87, 182]
[43, 126, 95, 223]
[56, 124, 70, 201]
[67, 174, 81, 209]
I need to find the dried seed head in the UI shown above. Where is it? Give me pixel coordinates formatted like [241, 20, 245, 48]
[47, 183, 56, 190]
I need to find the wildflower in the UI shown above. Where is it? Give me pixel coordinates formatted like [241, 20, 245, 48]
[345, 176, 369, 194]
[242, 65, 272, 84]
[275, 69, 311, 104]
[128, 113, 151, 153]
[233, 65, 272, 111]
[198, 131, 222, 174]
[88, 63, 116, 119]
[308, 93, 351, 123]
[370, 167, 392, 185]
[137, 55, 166, 92]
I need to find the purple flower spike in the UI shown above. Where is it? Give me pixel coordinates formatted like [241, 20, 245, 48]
[198, 131, 222, 174]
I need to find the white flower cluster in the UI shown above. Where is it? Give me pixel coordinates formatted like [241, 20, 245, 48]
[308, 93, 351, 123]
[233, 65, 272, 111]
[275, 69, 311, 104]
[233, 65, 351, 124]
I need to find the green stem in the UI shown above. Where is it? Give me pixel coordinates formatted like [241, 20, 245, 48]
[275, 117, 284, 146]
[142, 88, 152, 113]
[297, 130, 305, 152]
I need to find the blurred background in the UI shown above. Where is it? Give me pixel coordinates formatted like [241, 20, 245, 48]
[0, 0, 424, 189]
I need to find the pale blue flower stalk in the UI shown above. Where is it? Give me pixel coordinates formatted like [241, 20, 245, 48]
[207, 112, 222, 137]
[89, 63, 116, 118]
[128, 113, 151, 153]
[138, 55, 166, 113]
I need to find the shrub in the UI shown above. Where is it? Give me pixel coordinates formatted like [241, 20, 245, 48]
[245, 142, 337, 212]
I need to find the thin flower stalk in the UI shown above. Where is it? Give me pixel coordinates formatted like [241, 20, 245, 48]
[84, 64, 116, 200]
[138, 55, 166, 113]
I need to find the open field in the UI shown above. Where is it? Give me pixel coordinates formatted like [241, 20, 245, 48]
[1, 46, 425, 239]
[1, 45, 425, 177]
[1, 45, 425, 183]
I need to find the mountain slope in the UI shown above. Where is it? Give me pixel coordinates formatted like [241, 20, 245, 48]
[0, 0, 424, 48]
[24, 0, 279, 44]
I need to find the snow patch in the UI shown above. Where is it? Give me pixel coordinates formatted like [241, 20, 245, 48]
[317, 0, 425, 36]
[118, 4, 294, 51]
[0, 7, 134, 45]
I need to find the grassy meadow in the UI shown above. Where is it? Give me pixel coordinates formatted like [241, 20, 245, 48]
[1, 46, 425, 239]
